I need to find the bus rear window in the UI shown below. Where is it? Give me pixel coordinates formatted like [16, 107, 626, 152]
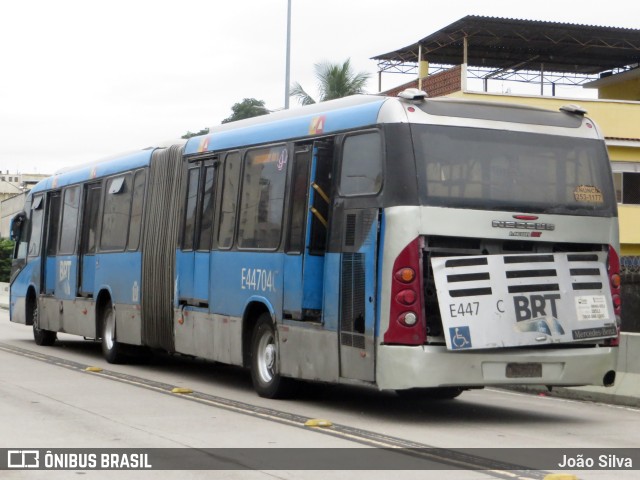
[340, 132, 382, 196]
[412, 125, 616, 216]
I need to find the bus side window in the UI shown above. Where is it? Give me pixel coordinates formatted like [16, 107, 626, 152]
[217, 152, 241, 249]
[10, 212, 28, 260]
[309, 140, 334, 255]
[82, 184, 102, 255]
[238, 145, 287, 250]
[287, 146, 311, 254]
[46, 192, 62, 256]
[27, 196, 44, 258]
[100, 174, 133, 251]
[198, 165, 217, 251]
[127, 169, 147, 251]
[59, 186, 80, 255]
[182, 167, 200, 251]
[339, 131, 383, 196]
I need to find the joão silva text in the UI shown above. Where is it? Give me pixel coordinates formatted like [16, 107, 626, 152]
[558, 454, 632, 469]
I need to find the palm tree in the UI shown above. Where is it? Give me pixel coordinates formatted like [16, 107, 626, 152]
[290, 58, 371, 105]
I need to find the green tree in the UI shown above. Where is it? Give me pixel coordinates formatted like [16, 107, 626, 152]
[0, 238, 15, 283]
[222, 98, 269, 124]
[290, 58, 371, 105]
[181, 128, 210, 139]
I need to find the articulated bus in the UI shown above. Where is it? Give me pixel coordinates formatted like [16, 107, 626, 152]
[9, 90, 620, 399]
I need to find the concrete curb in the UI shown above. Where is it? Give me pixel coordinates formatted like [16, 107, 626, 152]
[503, 378, 640, 408]
[503, 333, 640, 408]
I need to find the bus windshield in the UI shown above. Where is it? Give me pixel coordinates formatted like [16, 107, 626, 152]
[411, 125, 616, 216]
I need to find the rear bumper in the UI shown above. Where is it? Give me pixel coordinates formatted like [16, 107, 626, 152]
[376, 343, 618, 390]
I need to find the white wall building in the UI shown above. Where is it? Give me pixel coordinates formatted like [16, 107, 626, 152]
[0, 172, 49, 238]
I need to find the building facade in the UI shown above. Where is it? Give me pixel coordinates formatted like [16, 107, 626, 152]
[0, 172, 49, 238]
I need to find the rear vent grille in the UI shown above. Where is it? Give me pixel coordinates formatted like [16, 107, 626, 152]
[504, 262, 559, 295]
[439, 252, 606, 299]
[568, 255, 605, 292]
[341, 332, 366, 349]
[340, 252, 365, 349]
[344, 214, 356, 246]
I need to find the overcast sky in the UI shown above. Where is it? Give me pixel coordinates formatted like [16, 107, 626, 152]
[1, 0, 639, 175]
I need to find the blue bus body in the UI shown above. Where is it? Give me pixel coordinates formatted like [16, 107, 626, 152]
[10, 93, 620, 398]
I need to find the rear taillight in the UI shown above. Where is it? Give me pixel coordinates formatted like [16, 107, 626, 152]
[384, 237, 427, 345]
[606, 245, 621, 346]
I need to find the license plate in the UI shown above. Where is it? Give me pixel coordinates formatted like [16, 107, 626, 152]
[506, 363, 542, 378]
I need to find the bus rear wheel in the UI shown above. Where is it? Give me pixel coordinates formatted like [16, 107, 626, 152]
[250, 313, 295, 399]
[101, 301, 125, 364]
[31, 299, 56, 346]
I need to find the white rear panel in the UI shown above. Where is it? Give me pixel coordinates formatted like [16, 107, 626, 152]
[432, 251, 617, 350]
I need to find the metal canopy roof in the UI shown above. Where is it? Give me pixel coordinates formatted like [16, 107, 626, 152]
[373, 16, 640, 75]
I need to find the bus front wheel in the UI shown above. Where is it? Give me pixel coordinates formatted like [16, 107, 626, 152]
[31, 298, 56, 346]
[101, 301, 125, 364]
[250, 313, 295, 399]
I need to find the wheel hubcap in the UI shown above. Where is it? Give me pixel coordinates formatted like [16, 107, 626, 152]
[104, 310, 115, 351]
[257, 332, 276, 383]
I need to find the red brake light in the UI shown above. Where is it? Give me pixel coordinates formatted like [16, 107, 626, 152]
[396, 289, 417, 305]
[608, 245, 622, 315]
[612, 294, 621, 309]
[606, 245, 621, 346]
[384, 237, 426, 345]
[611, 274, 621, 288]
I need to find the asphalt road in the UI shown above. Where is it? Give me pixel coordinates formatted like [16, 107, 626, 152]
[1, 310, 638, 480]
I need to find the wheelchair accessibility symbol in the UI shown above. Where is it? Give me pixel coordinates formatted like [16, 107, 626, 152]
[449, 326, 472, 350]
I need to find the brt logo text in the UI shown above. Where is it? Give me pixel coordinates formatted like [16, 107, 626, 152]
[514, 294, 561, 321]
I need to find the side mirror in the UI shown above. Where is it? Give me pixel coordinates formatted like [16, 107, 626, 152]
[10, 212, 26, 241]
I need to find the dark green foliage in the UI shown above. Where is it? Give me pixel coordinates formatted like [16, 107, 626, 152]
[181, 128, 210, 139]
[222, 98, 270, 124]
[0, 238, 14, 282]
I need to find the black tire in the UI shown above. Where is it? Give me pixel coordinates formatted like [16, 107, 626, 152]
[101, 301, 125, 364]
[31, 298, 56, 346]
[250, 313, 295, 399]
[396, 387, 464, 401]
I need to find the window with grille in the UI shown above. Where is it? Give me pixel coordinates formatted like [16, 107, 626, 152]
[612, 162, 640, 205]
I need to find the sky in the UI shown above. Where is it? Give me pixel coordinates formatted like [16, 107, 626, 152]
[1, 0, 639, 175]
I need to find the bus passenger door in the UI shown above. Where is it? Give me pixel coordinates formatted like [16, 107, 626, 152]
[283, 140, 333, 321]
[338, 208, 379, 382]
[177, 159, 218, 307]
[336, 131, 383, 383]
[56, 186, 81, 300]
[78, 183, 102, 296]
[43, 191, 62, 295]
